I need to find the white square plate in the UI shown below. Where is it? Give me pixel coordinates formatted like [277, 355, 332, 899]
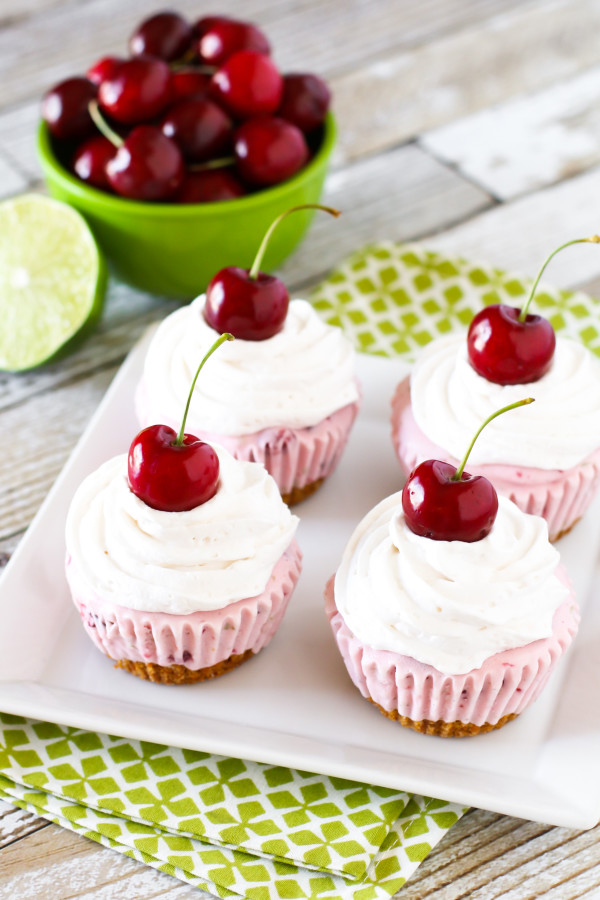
[1, 330, 600, 829]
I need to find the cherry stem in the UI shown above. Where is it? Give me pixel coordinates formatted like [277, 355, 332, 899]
[175, 332, 234, 446]
[88, 100, 123, 148]
[189, 156, 235, 172]
[453, 398, 535, 481]
[248, 204, 341, 280]
[519, 236, 600, 322]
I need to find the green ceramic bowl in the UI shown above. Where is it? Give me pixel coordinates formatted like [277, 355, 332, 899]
[37, 114, 336, 298]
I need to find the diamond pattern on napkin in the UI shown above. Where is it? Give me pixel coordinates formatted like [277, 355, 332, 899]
[309, 241, 600, 360]
[0, 775, 461, 900]
[0, 712, 447, 889]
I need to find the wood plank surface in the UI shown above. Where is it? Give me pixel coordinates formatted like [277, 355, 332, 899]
[426, 166, 600, 289]
[0, 0, 532, 111]
[421, 65, 600, 200]
[332, 0, 600, 163]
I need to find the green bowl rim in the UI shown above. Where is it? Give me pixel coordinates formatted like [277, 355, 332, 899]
[37, 112, 337, 217]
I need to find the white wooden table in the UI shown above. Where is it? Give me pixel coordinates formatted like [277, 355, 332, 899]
[2, 0, 600, 896]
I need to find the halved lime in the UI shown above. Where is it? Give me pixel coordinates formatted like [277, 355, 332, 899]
[0, 194, 107, 371]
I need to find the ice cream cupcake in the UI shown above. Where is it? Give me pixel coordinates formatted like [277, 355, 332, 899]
[66, 444, 300, 683]
[136, 205, 360, 505]
[328, 401, 579, 736]
[326, 492, 578, 736]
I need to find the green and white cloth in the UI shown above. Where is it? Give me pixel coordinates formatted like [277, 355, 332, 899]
[309, 241, 600, 359]
[0, 714, 462, 898]
[4, 241, 598, 897]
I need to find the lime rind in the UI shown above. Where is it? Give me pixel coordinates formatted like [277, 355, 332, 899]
[0, 194, 106, 371]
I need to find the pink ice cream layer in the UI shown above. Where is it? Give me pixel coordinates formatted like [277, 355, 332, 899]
[67, 540, 302, 670]
[391, 377, 600, 541]
[325, 565, 578, 728]
[135, 378, 360, 496]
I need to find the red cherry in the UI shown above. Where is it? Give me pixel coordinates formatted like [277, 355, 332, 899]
[72, 135, 115, 190]
[234, 118, 308, 186]
[211, 50, 282, 119]
[98, 57, 172, 124]
[128, 333, 233, 512]
[196, 17, 270, 66]
[204, 204, 340, 340]
[278, 74, 331, 132]
[177, 169, 245, 203]
[161, 97, 232, 163]
[205, 267, 289, 340]
[42, 77, 97, 140]
[86, 56, 122, 86]
[402, 459, 498, 543]
[467, 305, 556, 385]
[129, 11, 193, 62]
[402, 398, 533, 542]
[171, 69, 211, 101]
[128, 424, 219, 512]
[467, 237, 600, 385]
[106, 126, 184, 200]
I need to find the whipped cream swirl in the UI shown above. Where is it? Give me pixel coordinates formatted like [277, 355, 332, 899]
[66, 447, 299, 614]
[140, 297, 359, 435]
[411, 334, 600, 470]
[334, 494, 568, 674]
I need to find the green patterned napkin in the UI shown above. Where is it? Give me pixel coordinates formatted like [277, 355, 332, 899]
[0, 714, 462, 898]
[309, 241, 600, 359]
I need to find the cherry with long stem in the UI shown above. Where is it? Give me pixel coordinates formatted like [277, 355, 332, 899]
[128, 333, 234, 512]
[175, 332, 233, 445]
[468, 236, 600, 384]
[204, 203, 340, 340]
[518, 235, 600, 322]
[402, 397, 534, 542]
[453, 398, 534, 480]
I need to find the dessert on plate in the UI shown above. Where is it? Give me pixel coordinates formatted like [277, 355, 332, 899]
[66, 334, 302, 684]
[391, 237, 600, 541]
[136, 205, 361, 504]
[327, 401, 580, 736]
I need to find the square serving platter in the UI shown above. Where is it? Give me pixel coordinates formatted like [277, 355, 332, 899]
[1, 327, 600, 830]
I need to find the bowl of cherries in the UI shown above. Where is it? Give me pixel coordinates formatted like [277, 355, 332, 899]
[37, 10, 335, 298]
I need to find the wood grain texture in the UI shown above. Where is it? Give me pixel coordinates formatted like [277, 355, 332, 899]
[279, 143, 492, 289]
[0, 367, 115, 539]
[333, 0, 600, 164]
[0, 0, 531, 110]
[0, 822, 209, 898]
[0, 799, 48, 851]
[425, 166, 600, 289]
[422, 65, 600, 200]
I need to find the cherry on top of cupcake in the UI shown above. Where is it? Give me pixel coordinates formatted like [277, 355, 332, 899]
[402, 398, 534, 542]
[467, 236, 600, 385]
[203, 203, 340, 341]
[128, 332, 234, 512]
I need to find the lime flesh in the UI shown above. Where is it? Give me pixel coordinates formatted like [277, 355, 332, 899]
[0, 194, 106, 371]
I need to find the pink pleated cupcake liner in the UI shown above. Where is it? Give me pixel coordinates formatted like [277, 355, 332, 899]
[325, 566, 579, 730]
[135, 378, 360, 498]
[67, 540, 302, 671]
[391, 377, 600, 541]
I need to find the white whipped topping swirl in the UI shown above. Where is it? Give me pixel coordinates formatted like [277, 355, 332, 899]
[334, 494, 568, 674]
[411, 334, 600, 470]
[66, 447, 299, 614]
[140, 297, 359, 435]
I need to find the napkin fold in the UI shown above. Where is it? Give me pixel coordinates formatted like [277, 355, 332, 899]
[0, 714, 463, 898]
